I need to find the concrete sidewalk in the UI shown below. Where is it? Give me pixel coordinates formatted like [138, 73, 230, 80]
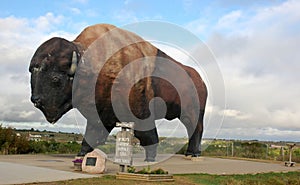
[0, 162, 97, 185]
[0, 154, 299, 184]
[150, 155, 300, 175]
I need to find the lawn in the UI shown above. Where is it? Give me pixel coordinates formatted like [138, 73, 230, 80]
[26, 171, 300, 185]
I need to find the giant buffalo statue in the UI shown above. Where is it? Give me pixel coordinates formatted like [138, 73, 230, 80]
[29, 24, 207, 161]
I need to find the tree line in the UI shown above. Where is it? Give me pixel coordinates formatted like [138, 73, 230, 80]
[1, 124, 299, 163]
[0, 125, 80, 154]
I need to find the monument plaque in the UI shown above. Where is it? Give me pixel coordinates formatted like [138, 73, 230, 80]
[115, 122, 134, 167]
[86, 157, 97, 166]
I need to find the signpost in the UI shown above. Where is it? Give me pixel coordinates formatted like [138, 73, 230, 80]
[114, 122, 174, 182]
[115, 122, 134, 172]
[285, 143, 296, 167]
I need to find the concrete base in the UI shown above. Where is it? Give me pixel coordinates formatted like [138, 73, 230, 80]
[183, 155, 205, 161]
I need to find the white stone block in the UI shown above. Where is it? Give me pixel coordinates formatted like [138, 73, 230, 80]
[82, 149, 107, 174]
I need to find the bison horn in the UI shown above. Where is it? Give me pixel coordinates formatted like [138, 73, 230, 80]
[69, 51, 77, 76]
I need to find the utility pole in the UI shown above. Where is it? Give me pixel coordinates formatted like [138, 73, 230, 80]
[265, 144, 268, 159]
[231, 142, 234, 157]
[226, 142, 229, 156]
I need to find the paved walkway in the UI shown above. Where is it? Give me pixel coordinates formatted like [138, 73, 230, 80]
[0, 154, 299, 184]
[150, 155, 299, 175]
[0, 162, 97, 185]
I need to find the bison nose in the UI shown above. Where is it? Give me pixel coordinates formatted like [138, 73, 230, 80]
[31, 95, 41, 107]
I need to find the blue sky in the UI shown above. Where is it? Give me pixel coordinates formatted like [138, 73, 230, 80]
[1, 0, 300, 142]
[0, 0, 285, 38]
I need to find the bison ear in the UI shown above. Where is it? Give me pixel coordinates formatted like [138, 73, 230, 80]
[68, 51, 77, 76]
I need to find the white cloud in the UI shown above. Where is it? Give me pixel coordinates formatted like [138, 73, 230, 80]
[19, 111, 35, 119]
[252, 0, 300, 25]
[1, 121, 85, 133]
[185, 18, 208, 36]
[0, 16, 29, 34]
[216, 10, 242, 29]
[0, 13, 67, 72]
[192, 0, 300, 141]
[34, 12, 65, 31]
[222, 109, 251, 120]
[0, 16, 38, 67]
[218, 127, 300, 141]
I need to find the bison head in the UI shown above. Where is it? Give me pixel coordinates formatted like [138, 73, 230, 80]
[29, 37, 79, 124]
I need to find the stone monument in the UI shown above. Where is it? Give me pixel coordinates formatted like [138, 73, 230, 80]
[82, 148, 107, 174]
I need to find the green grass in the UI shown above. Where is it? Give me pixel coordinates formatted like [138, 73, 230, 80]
[25, 171, 300, 185]
[176, 171, 300, 185]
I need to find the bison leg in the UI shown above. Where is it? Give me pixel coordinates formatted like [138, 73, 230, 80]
[181, 111, 204, 157]
[134, 127, 159, 162]
[186, 122, 203, 157]
[78, 120, 113, 156]
[78, 138, 93, 156]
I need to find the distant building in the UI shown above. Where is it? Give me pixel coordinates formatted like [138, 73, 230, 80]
[29, 134, 42, 141]
[270, 144, 284, 149]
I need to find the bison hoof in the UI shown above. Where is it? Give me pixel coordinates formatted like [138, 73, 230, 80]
[184, 155, 192, 160]
[185, 152, 201, 158]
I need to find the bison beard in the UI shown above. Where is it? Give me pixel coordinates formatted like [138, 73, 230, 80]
[29, 24, 207, 161]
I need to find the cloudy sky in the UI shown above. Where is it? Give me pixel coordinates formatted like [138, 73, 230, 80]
[0, 0, 299, 142]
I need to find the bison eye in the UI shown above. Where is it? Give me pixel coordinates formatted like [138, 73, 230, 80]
[52, 76, 61, 85]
